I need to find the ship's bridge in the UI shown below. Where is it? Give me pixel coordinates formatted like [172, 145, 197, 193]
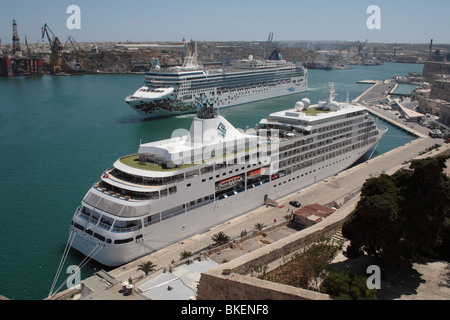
[259, 95, 368, 137]
[126, 86, 174, 101]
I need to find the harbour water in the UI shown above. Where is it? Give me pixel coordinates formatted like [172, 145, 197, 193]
[0, 62, 423, 300]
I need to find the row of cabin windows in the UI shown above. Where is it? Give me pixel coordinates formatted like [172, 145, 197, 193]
[76, 194, 216, 238]
[96, 180, 177, 201]
[273, 155, 354, 188]
[316, 118, 362, 134]
[178, 75, 299, 96]
[317, 126, 353, 141]
[278, 135, 377, 171]
[183, 126, 376, 189]
[311, 119, 358, 134]
[356, 125, 377, 135]
[279, 133, 353, 164]
[72, 220, 142, 245]
[187, 161, 264, 188]
[217, 81, 290, 95]
[276, 135, 377, 188]
[279, 124, 378, 163]
[109, 168, 184, 187]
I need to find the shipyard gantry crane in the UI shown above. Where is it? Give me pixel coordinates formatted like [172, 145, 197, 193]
[355, 39, 368, 57]
[41, 23, 63, 74]
[65, 36, 85, 72]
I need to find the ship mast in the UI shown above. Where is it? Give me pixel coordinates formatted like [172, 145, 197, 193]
[326, 82, 336, 102]
[197, 99, 216, 119]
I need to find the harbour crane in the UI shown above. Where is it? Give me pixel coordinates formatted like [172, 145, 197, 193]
[65, 35, 85, 72]
[25, 35, 32, 57]
[356, 39, 369, 57]
[264, 32, 274, 59]
[41, 23, 63, 74]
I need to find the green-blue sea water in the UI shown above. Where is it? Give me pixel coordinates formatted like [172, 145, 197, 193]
[0, 62, 423, 300]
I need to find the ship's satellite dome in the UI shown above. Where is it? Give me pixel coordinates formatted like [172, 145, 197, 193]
[328, 101, 340, 111]
[295, 101, 305, 111]
[155, 65, 161, 71]
[248, 55, 253, 60]
[301, 98, 311, 108]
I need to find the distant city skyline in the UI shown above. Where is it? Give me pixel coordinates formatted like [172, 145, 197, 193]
[1, 0, 449, 45]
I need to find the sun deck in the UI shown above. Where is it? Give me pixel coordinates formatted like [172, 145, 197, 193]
[301, 107, 332, 116]
[119, 154, 196, 172]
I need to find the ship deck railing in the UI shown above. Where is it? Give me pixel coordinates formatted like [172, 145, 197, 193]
[112, 225, 142, 233]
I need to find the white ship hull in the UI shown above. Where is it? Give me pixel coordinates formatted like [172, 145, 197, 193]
[126, 80, 308, 119]
[69, 83, 386, 267]
[69, 138, 380, 267]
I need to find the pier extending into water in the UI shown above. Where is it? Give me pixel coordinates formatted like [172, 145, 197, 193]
[354, 79, 397, 105]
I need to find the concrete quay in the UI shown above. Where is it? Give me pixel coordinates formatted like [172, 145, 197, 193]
[354, 79, 397, 105]
[51, 101, 449, 300]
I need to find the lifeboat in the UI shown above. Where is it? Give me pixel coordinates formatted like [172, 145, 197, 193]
[247, 168, 266, 177]
[217, 175, 243, 191]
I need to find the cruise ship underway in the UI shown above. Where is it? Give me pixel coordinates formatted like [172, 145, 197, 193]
[125, 42, 308, 119]
[70, 83, 386, 266]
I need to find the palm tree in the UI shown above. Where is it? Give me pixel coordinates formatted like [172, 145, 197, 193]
[212, 231, 230, 245]
[254, 222, 265, 231]
[180, 250, 193, 260]
[137, 261, 157, 275]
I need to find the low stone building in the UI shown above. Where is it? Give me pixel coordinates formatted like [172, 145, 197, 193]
[417, 98, 450, 125]
[430, 79, 450, 101]
[291, 204, 335, 228]
[417, 62, 450, 125]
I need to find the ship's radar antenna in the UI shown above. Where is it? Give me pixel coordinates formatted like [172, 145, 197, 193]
[196, 96, 216, 119]
[326, 82, 336, 102]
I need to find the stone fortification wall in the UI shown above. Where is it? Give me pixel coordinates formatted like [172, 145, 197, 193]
[430, 79, 450, 101]
[196, 196, 359, 300]
[197, 271, 331, 300]
[422, 61, 450, 81]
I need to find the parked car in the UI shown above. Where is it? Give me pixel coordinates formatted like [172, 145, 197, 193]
[289, 201, 302, 208]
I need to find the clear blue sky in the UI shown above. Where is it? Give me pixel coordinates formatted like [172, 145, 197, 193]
[1, 0, 449, 44]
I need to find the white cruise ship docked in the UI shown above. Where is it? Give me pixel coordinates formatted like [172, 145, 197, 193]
[70, 83, 387, 266]
[125, 42, 308, 119]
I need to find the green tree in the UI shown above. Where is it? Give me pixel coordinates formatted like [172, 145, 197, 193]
[321, 269, 378, 300]
[343, 156, 450, 267]
[137, 261, 157, 275]
[180, 250, 192, 260]
[212, 231, 230, 245]
[399, 156, 450, 257]
[254, 222, 265, 231]
[343, 174, 403, 262]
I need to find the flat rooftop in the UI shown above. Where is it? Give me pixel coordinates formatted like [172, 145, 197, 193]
[136, 258, 219, 300]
